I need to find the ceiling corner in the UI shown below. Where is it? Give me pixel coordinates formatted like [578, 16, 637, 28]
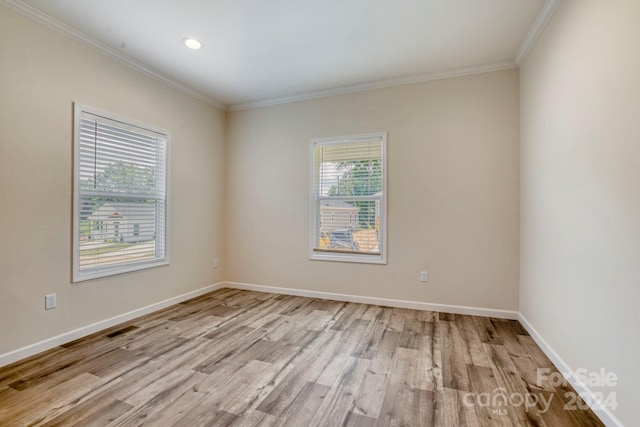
[515, 0, 561, 65]
[0, 0, 227, 111]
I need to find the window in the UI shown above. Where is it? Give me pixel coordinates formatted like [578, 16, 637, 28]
[310, 132, 387, 263]
[73, 104, 169, 281]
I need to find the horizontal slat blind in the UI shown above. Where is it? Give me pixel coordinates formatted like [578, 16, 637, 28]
[74, 108, 168, 280]
[312, 137, 384, 257]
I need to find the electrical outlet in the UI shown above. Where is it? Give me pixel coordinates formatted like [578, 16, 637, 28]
[420, 271, 429, 283]
[213, 258, 219, 269]
[45, 294, 57, 310]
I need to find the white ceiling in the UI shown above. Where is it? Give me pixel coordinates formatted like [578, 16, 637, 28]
[10, 0, 548, 109]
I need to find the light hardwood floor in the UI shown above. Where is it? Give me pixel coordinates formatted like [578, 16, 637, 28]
[0, 288, 603, 426]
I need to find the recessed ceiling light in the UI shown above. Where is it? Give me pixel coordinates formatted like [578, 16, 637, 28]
[182, 38, 202, 50]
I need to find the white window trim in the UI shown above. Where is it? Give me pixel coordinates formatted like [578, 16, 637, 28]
[72, 103, 171, 282]
[309, 131, 387, 265]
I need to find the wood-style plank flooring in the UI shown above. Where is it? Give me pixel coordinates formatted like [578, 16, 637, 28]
[0, 288, 603, 426]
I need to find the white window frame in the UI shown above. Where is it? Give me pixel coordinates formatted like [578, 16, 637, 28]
[72, 103, 171, 281]
[309, 132, 387, 264]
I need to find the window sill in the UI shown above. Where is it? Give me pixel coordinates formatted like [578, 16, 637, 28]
[73, 259, 169, 282]
[310, 251, 386, 265]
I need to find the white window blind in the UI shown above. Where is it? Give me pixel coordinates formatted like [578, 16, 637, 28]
[73, 104, 169, 281]
[310, 132, 387, 264]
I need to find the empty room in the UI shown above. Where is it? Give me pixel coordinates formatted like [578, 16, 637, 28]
[0, 0, 636, 426]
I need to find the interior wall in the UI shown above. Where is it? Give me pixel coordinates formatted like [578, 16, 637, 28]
[225, 69, 520, 311]
[520, 1, 639, 425]
[0, 7, 226, 355]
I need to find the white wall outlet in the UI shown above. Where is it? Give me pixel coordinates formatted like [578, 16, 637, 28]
[213, 258, 219, 269]
[45, 294, 57, 310]
[420, 271, 429, 282]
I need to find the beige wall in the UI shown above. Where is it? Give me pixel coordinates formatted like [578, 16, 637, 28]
[0, 7, 226, 354]
[520, 1, 640, 425]
[226, 69, 520, 311]
[3, 4, 632, 423]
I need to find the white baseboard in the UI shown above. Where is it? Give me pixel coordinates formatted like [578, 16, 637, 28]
[518, 313, 623, 427]
[0, 280, 619, 427]
[0, 280, 515, 368]
[0, 282, 226, 368]
[224, 281, 519, 320]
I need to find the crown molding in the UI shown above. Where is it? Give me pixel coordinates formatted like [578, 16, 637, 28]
[0, 0, 227, 111]
[3, 0, 554, 112]
[515, 0, 561, 65]
[228, 60, 518, 111]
